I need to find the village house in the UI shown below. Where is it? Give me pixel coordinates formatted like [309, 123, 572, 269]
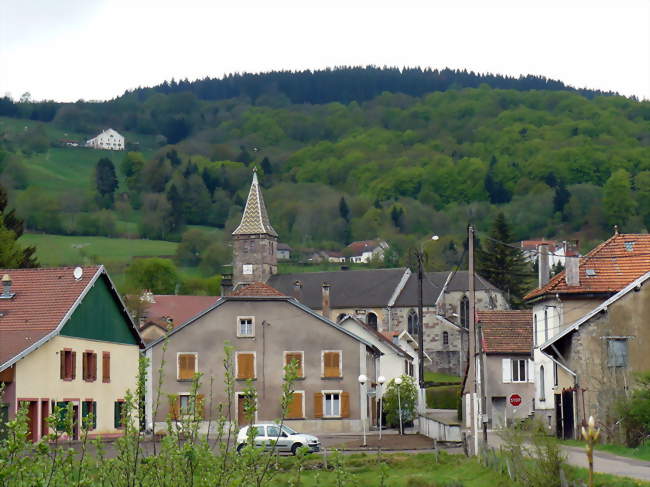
[86, 128, 125, 151]
[540, 272, 650, 440]
[519, 239, 568, 269]
[276, 243, 292, 261]
[476, 310, 534, 429]
[144, 282, 380, 434]
[344, 240, 388, 263]
[0, 266, 143, 442]
[525, 232, 650, 435]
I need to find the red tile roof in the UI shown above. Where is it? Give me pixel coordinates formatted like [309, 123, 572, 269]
[477, 310, 532, 354]
[230, 282, 286, 297]
[345, 240, 381, 256]
[0, 266, 102, 367]
[525, 233, 650, 301]
[146, 295, 217, 329]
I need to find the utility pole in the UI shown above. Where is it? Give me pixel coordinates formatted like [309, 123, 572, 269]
[417, 250, 425, 391]
[467, 224, 478, 456]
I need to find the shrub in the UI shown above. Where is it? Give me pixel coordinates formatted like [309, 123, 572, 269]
[426, 385, 461, 409]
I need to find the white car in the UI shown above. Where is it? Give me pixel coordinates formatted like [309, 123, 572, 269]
[236, 423, 321, 455]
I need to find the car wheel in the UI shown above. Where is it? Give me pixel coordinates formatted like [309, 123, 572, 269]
[291, 443, 302, 456]
[236, 443, 245, 453]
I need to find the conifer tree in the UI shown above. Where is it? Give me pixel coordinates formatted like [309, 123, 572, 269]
[476, 212, 532, 307]
[0, 185, 38, 268]
[339, 197, 350, 222]
[95, 157, 118, 209]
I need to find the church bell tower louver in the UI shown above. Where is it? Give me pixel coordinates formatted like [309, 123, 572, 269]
[231, 169, 278, 288]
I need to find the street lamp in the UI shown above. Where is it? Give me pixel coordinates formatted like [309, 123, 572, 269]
[377, 375, 386, 440]
[394, 376, 403, 435]
[358, 374, 368, 447]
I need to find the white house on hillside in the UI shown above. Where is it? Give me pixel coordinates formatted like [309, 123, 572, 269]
[86, 129, 125, 151]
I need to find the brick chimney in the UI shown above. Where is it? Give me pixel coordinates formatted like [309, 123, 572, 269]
[565, 240, 580, 287]
[321, 282, 331, 320]
[538, 244, 550, 288]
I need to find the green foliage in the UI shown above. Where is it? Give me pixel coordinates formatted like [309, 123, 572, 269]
[426, 385, 461, 409]
[95, 157, 119, 209]
[382, 375, 418, 429]
[175, 228, 212, 266]
[125, 257, 179, 294]
[603, 169, 636, 229]
[618, 371, 650, 447]
[199, 242, 230, 275]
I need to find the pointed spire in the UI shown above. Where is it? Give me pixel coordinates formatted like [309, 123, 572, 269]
[232, 169, 278, 237]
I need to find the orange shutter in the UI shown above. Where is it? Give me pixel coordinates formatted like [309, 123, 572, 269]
[196, 394, 207, 419]
[313, 392, 323, 418]
[341, 392, 350, 418]
[178, 354, 196, 380]
[103, 352, 110, 383]
[287, 392, 303, 419]
[237, 353, 255, 379]
[71, 352, 76, 380]
[60, 351, 65, 379]
[285, 353, 303, 377]
[169, 395, 180, 420]
[324, 352, 340, 378]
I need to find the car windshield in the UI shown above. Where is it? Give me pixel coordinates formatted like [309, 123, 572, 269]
[281, 425, 297, 435]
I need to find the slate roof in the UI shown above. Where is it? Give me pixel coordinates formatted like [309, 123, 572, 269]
[232, 170, 278, 237]
[394, 271, 501, 307]
[525, 233, 650, 301]
[145, 295, 218, 329]
[477, 310, 533, 355]
[267, 268, 409, 309]
[231, 282, 286, 297]
[0, 266, 142, 370]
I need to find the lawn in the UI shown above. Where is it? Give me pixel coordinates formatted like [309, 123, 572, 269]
[19, 233, 177, 267]
[424, 371, 462, 384]
[561, 438, 650, 462]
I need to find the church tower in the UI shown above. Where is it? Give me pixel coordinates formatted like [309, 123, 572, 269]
[231, 169, 278, 288]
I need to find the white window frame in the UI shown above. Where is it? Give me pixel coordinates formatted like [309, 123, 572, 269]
[511, 359, 528, 383]
[288, 390, 306, 419]
[237, 316, 255, 338]
[321, 350, 343, 378]
[539, 365, 546, 402]
[235, 351, 257, 379]
[283, 351, 305, 378]
[178, 392, 192, 415]
[176, 352, 198, 381]
[322, 389, 343, 418]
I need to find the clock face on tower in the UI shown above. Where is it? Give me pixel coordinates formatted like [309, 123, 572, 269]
[243, 264, 253, 275]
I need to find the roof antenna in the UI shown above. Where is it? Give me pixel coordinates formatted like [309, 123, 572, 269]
[614, 224, 619, 235]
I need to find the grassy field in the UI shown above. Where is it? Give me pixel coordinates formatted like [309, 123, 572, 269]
[562, 438, 650, 462]
[19, 233, 177, 267]
[424, 371, 462, 384]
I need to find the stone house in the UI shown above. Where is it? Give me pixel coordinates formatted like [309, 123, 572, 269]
[86, 128, 125, 151]
[276, 243, 292, 260]
[477, 310, 534, 429]
[525, 232, 650, 433]
[144, 282, 380, 434]
[540, 272, 650, 440]
[0, 266, 143, 442]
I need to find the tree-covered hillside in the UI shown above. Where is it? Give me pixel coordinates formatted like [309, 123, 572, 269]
[0, 68, 649, 278]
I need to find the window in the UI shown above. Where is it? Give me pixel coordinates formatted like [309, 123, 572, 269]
[236, 352, 256, 379]
[242, 264, 253, 275]
[82, 351, 97, 382]
[460, 296, 469, 328]
[284, 351, 304, 378]
[553, 362, 558, 386]
[324, 392, 341, 417]
[533, 314, 538, 346]
[237, 317, 254, 337]
[407, 310, 418, 335]
[60, 349, 76, 381]
[367, 312, 378, 330]
[81, 400, 97, 430]
[511, 359, 528, 382]
[539, 365, 546, 401]
[322, 351, 342, 378]
[607, 339, 628, 367]
[177, 353, 197, 381]
[287, 391, 304, 419]
[544, 309, 548, 341]
[114, 400, 125, 429]
[102, 352, 111, 383]
[442, 331, 449, 345]
[179, 394, 191, 414]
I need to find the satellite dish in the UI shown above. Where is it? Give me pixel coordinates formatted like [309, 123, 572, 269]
[73, 267, 83, 281]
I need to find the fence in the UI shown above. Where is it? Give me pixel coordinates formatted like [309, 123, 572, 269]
[417, 413, 462, 442]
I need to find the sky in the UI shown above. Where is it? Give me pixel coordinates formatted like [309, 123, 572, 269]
[1, 0, 649, 102]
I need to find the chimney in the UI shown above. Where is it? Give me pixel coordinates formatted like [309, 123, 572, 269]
[293, 280, 303, 302]
[538, 244, 550, 287]
[220, 273, 233, 296]
[1, 274, 14, 299]
[321, 282, 331, 320]
[565, 240, 580, 287]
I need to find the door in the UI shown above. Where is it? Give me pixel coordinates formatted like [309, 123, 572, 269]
[370, 397, 377, 427]
[554, 394, 562, 438]
[0, 402, 8, 440]
[22, 401, 38, 442]
[237, 395, 246, 425]
[266, 424, 291, 451]
[72, 405, 79, 440]
[561, 390, 574, 440]
[491, 397, 506, 429]
[41, 400, 49, 440]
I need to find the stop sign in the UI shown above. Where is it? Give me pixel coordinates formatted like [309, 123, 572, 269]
[509, 394, 522, 406]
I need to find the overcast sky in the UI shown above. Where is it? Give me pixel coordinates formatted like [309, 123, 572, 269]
[1, 0, 649, 102]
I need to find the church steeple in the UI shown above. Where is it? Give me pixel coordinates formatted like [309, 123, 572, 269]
[231, 169, 278, 289]
[232, 168, 278, 237]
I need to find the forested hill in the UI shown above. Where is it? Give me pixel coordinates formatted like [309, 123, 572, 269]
[126, 66, 615, 105]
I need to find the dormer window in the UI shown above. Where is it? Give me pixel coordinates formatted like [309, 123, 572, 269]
[624, 241, 635, 252]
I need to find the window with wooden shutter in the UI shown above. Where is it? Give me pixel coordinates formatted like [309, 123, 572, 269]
[60, 350, 75, 380]
[60, 351, 66, 379]
[284, 352, 303, 378]
[197, 394, 206, 419]
[83, 352, 89, 381]
[70, 351, 76, 380]
[177, 353, 197, 381]
[236, 352, 255, 379]
[287, 392, 304, 419]
[169, 395, 180, 420]
[83, 352, 97, 382]
[102, 352, 110, 383]
[340, 392, 350, 418]
[322, 351, 341, 378]
[313, 392, 323, 418]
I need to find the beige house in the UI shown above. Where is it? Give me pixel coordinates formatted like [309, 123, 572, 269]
[0, 266, 143, 442]
[144, 282, 380, 434]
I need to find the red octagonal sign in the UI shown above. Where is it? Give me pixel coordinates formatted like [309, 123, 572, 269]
[509, 394, 522, 407]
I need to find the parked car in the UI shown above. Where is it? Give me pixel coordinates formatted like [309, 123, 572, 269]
[236, 423, 321, 455]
